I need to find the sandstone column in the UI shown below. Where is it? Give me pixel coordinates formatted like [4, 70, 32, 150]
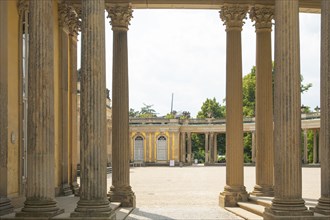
[251, 131, 256, 163]
[187, 132, 192, 163]
[107, 4, 136, 207]
[209, 133, 214, 163]
[16, 0, 63, 217]
[313, 129, 318, 164]
[250, 5, 274, 196]
[264, 0, 312, 218]
[71, 0, 113, 217]
[219, 4, 248, 207]
[205, 133, 209, 163]
[303, 129, 308, 163]
[214, 133, 218, 162]
[315, 0, 330, 215]
[181, 132, 186, 163]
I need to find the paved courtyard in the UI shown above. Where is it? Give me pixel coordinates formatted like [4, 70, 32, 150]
[106, 166, 321, 220]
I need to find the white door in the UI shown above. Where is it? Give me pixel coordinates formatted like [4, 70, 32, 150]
[134, 136, 144, 161]
[157, 136, 167, 161]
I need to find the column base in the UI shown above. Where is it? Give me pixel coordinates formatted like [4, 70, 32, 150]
[250, 184, 274, 197]
[219, 185, 249, 207]
[16, 199, 64, 217]
[264, 198, 313, 219]
[0, 197, 13, 216]
[71, 199, 114, 218]
[109, 186, 136, 207]
[314, 197, 330, 215]
[61, 183, 73, 196]
[71, 181, 80, 196]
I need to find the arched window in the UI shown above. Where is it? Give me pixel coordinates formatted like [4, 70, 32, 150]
[157, 136, 167, 161]
[134, 136, 144, 161]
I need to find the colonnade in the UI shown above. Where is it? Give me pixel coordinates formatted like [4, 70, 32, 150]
[1, 0, 330, 219]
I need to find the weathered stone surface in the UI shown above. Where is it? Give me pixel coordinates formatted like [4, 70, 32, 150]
[71, 0, 113, 217]
[250, 5, 274, 197]
[106, 3, 136, 208]
[16, 0, 63, 217]
[264, 0, 312, 218]
[219, 4, 249, 207]
[315, 0, 330, 216]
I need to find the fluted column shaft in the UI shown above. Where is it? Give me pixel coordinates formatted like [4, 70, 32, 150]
[209, 133, 214, 163]
[219, 4, 248, 207]
[251, 132, 256, 163]
[187, 132, 192, 163]
[303, 129, 308, 163]
[107, 4, 136, 207]
[205, 133, 209, 163]
[181, 132, 186, 162]
[71, 0, 113, 217]
[250, 5, 274, 197]
[16, 0, 63, 217]
[313, 129, 318, 164]
[213, 133, 218, 162]
[315, 0, 330, 215]
[264, 0, 312, 218]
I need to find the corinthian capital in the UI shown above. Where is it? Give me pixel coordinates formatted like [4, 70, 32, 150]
[106, 4, 133, 31]
[58, 2, 80, 36]
[220, 4, 249, 31]
[250, 5, 274, 31]
[17, 0, 29, 17]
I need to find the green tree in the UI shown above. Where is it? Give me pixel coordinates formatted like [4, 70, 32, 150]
[129, 108, 139, 118]
[243, 67, 256, 117]
[139, 103, 157, 118]
[197, 98, 226, 119]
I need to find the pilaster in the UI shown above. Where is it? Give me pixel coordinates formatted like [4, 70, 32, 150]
[219, 4, 249, 207]
[315, 0, 330, 215]
[16, 0, 63, 217]
[71, 0, 113, 218]
[264, 0, 312, 218]
[107, 3, 136, 207]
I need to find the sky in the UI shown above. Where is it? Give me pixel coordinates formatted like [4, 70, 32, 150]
[78, 10, 321, 118]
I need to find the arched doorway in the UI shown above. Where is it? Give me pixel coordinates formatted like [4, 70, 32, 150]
[157, 136, 167, 161]
[134, 136, 144, 161]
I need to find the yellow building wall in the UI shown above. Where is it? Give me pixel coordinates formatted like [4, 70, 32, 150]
[6, 0, 20, 197]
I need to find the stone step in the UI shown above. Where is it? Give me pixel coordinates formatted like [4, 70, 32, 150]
[225, 207, 263, 220]
[237, 202, 265, 217]
[115, 207, 134, 220]
[249, 196, 272, 208]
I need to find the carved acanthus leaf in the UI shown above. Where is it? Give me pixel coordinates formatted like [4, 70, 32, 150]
[58, 2, 80, 36]
[17, 0, 29, 17]
[106, 4, 133, 31]
[250, 5, 274, 30]
[220, 4, 249, 30]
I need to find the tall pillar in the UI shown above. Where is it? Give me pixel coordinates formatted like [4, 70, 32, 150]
[181, 132, 186, 162]
[107, 4, 136, 207]
[264, 0, 312, 218]
[251, 131, 256, 163]
[209, 133, 214, 163]
[250, 5, 274, 196]
[187, 132, 192, 163]
[313, 129, 318, 164]
[71, 0, 113, 218]
[68, 8, 80, 195]
[16, 0, 63, 217]
[214, 133, 218, 162]
[219, 4, 248, 207]
[315, 0, 330, 215]
[204, 133, 209, 163]
[303, 129, 308, 163]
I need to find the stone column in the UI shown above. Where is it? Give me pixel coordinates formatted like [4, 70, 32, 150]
[16, 0, 63, 217]
[204, 133, 209, 163]
[250, 5, 274, 196]
[214, 133, 218, 162]
[264, 0, 312, 218]
[181, 132, 186, 162]
[315, 0, 330, 215]
[251, 131, 256, 163]
[303, 129, 308, 163]
[71, 0, 113, 218]
[219, 4, 248, 207]
[209, 133, 214, 163]
[107, 4, 136, 207]
[313, 129, 318, 164]
[68, 12, 80, 195]
[187, 132, 192, 163]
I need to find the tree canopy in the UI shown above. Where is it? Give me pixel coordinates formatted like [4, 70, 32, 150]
[196, 98, 226, 119]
